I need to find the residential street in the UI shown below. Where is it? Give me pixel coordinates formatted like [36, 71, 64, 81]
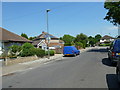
[2, 47, 120, 88]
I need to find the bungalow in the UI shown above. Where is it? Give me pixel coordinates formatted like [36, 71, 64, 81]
[100, 35, 115, 44]
[0, 27, 32, 55]
[32, 31, 64, 50]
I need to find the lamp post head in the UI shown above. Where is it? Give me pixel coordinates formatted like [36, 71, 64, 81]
[46, 9, 51, 12]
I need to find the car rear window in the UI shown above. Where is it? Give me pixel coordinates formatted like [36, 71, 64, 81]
[115, 40, 120, 46]
[114, 40, 120, 51]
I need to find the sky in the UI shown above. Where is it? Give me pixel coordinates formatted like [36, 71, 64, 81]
[1, 2, 118, 38]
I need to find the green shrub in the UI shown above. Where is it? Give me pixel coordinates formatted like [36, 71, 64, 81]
[46, 50, 55, 56]
[8, 45, 22, 56]
[20, 43, 35, 57]
[34, 48, 45, 58]
[9, 45, 21, 53]
[20, 48, 35, 57]
[64, 43, 72, 46]
[99, 44, 110, 46]
[22, 43, 34, 49]
[75, 42, 83, 48]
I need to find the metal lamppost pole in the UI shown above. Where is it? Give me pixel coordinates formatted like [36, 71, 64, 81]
[118, 24, 120, 36]
[46, 9, 51, 59]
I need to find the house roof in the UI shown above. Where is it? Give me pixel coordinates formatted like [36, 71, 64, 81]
[101, 35, 115, 40]
[0, 27, 32, 42]
[33, 31, 59, 40]
[32, 40, 42, 46]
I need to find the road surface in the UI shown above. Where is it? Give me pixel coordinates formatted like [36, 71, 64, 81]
[2, 47, 120, 88]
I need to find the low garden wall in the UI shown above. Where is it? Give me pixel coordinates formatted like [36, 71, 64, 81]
[4, 56, 39, 66]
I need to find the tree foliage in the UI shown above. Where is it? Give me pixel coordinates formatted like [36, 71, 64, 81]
[75, 42, 83, 48]
[28, 36, 37, 40]
[21, 33, 28, 39]
[88, 36, 96, 46]
[62, 34, 75, 45]
[74, 33, 88, 48]
[95, 34, 102, 43]
[20, 43, 35, 57]
[104, 1, 120, 25]
[8, 45, 22, 56]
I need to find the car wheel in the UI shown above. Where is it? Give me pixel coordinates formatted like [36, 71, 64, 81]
[74, 54, 76, 57]
[117, 68, 120, 84]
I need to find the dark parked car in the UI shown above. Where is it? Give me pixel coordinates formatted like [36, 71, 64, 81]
[108, 39, 120, 65]
[63, 46, 80, 56]
[116, 60, 120, 84]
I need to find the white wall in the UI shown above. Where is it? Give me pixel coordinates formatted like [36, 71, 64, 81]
[50, 40, 59, 43]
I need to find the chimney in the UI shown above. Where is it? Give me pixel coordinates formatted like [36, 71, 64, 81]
[42, 31, 44, 34]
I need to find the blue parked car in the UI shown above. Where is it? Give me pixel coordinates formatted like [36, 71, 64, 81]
[108, 39, 120, 64]
[63, 46, 80, 56]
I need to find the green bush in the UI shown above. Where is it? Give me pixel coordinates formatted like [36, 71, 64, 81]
[9, 45, 21, 53]
[34, 48, 45, 58]
[20, 48, 35, 57]
[99, 44, 110, 46]
[20, 43, 35, 57]
[64, 43, 72, 46]
[75, 42, 83, 48]
[22, 43, 34, 49]
[8, 45, 22, 56]
[46, 50, 55, 56]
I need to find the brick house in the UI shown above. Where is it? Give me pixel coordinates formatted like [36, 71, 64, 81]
[32, 31, 64, 52]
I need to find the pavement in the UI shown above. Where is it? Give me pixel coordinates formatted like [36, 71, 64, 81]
[1, 47, 95, 76]
[3, 46, 119, 88]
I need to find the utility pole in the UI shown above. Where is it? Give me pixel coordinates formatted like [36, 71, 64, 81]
[46, 9, 51, 59]
[118, 24, 120, 36]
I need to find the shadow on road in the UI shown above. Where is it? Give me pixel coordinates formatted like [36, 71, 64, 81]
[87, 48, 108, 53]
[106, 74, 120, 90]
[63, 55, 75, 57]
[102, 58, 116, 67]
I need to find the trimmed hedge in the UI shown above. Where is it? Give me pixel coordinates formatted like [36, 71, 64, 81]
[34, 48, 45, 58]
[99, 44, 111, 46]
[20, 43, 35, 57]
[46, 50, 55, 56]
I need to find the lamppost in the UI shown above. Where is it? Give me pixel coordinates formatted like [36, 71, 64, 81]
[46, 9, 51, 59]
[118, 24, 120, 36]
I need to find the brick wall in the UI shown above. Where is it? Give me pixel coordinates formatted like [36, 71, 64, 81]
[4, 56, 39, 66]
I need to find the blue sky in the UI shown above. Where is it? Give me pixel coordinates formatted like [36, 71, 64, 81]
[2, 2, 118, 38]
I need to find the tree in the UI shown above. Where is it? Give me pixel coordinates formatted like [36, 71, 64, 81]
[21, 33, 28, 39]
[95, 34, 102, 43]
[104, 1, 120, 25]
[75, 42, 83, 49]
[74, 33, 88, 48]
[88, 36, 96, 46]
[62, 34, 75, 44]
[60, 37, 63, 40]
[28, 36, 37, 40]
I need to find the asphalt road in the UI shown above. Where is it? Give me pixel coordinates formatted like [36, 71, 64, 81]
[2, 47, 120, 88]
